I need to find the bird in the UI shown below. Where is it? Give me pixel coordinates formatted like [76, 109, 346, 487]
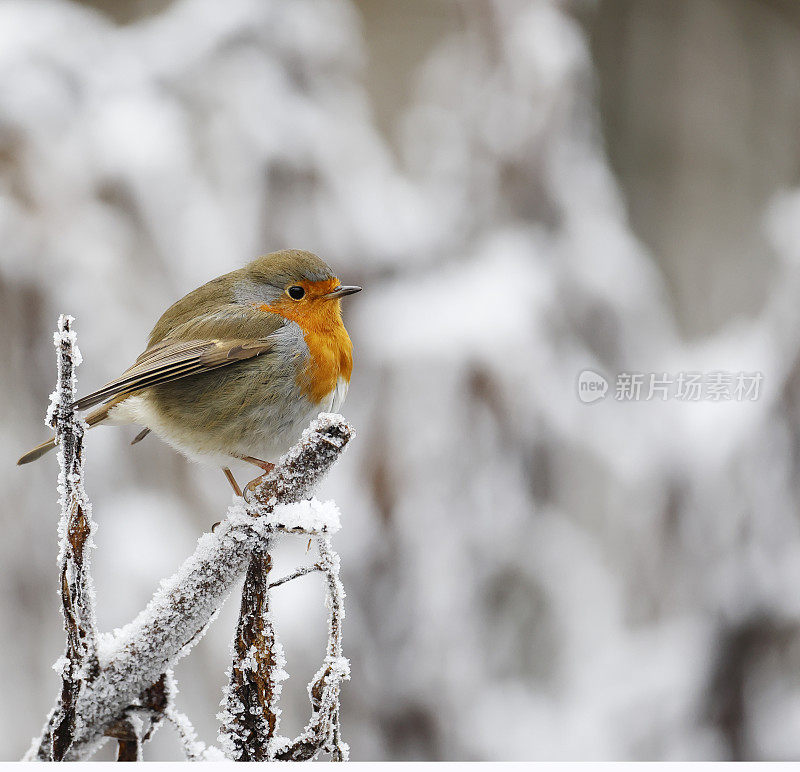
[18, 249, 361, 496]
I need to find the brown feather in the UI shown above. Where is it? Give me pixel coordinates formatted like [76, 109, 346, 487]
[71, 338, 276, 412]
[17, 397, 125, 464]
[17, 438, 56, 465]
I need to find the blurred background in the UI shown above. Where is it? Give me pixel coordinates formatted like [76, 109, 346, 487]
[3, 0, 800, 761]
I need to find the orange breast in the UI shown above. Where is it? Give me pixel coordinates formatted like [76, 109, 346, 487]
[298, 324, 353, 403]
[258, 284, 353, 404]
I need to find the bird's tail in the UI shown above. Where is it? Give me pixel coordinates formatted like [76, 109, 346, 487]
[17, 437, 56, 465]
[17, 401, 117, 465]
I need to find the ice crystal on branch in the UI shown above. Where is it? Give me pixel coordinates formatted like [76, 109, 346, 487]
[218, 549, 289, 761]
[40, 315, 100, 762]
[272, 536, 350, 762]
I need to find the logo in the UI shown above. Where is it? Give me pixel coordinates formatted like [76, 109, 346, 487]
[575, 369, 763, 402]
[577, 370, 609, 403]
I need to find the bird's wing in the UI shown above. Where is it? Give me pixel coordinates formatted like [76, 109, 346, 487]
[72, 338, 276, 411]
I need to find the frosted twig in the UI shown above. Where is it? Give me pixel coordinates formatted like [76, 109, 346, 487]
[127, 671, 208, 761]
[244, 415, 353, 511]
[43, 315, 100, 761]
[218, 548, 287, 760]
[268, 563, 321, 589]
[163, 690, 208, 764]
[273, 536, 349, 762]
[163, 708, 206, 762]
[220, 530, 348, 761]
[134, 671, 171, 746]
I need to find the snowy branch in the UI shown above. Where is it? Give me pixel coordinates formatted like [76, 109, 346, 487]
[219, 532, 349, 762]
[272, 536, 350, 762]
[37, 315, 100, 762]
[25, 317, 354, 762]
[269, 563, 321, 589]
[218, 549, 287, 761]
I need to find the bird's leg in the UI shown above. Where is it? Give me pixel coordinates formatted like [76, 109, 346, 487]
[235, 455, 275, 499]
[130, 427, 151, 446]
[222, 467, 242, 497]
[238, 455, 275, 474]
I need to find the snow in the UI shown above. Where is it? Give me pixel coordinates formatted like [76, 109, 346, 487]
[45, 316, 82, 421]
[217, 634, 287, 761]
[264, 499, 341, 536]
[51, 656, 69, 676]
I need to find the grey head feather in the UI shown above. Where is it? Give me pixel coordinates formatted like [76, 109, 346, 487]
[235, 249, 336, 306]
[247, 249, 335, 286]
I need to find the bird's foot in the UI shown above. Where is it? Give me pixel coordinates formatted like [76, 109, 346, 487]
[243, 462, 275, 502]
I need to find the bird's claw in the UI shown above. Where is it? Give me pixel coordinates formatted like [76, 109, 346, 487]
[243, 472, 269, 503]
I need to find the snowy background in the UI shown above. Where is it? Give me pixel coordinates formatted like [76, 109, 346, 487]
[4, 0, 800, 760]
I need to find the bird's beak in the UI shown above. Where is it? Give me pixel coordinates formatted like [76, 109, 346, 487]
[325, 285, 362, 299]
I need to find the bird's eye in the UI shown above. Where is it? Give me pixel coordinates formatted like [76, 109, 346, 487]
[287, 285, 305, 300]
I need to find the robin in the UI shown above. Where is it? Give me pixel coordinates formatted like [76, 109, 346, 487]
[18, 249, 361, 496]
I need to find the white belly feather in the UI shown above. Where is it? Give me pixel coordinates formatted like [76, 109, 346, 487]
[108, 376, 350, 467]
[327, 376, 349, 413]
